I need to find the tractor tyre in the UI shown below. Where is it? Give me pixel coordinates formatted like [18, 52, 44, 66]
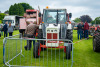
[66, 44, 71, 59]
[66, 29, 73, 51]
[37, 29, 46, 50]
[37, 29, 45, 45]
[33, 42, 40, 58]
[93, 32, 100, 52]
[66, 29, 73, 41]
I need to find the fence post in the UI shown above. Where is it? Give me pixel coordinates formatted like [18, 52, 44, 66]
[3, 38, 7, 64]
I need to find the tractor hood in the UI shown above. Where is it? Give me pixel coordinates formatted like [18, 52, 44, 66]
[47, 24, 60, 29]
[42, 24, 67, 39]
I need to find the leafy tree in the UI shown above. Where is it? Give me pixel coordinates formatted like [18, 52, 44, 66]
[13, 3, 19, 15]
[9, 5, 14, 15]
[9, 3, 24, 16]
[94, 17, 100, 24]
[73, 18, 81, 23]
[90, 17, 100, 24]
[0, 13, 5, 20]
[18, 4, 24, 16]
[20, 3, 33, 12]
[0, 20, 2, 23]
[9, 3, 33, 16]
[91, 20, 95, 24]
[4, 10, 9, 14]
[80, 15, 92, 23]
[0, 13, 6, 23]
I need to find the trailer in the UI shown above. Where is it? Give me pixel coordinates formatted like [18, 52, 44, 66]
[19, 9, 42, 37]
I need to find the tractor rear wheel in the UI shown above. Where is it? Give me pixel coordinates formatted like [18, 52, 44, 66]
[93, 32, 100, 52]
[33, 42, 40, 58]
[66, 44, 71, 59]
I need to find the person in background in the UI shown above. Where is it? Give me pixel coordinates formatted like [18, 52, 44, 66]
[3, 22, 8, 37]
[84, 21, 89, 39]
[24, 21, 39, 50]
[8, 22, 14, 36]
[1, 25, 3, 36]
[77, 22, 82, 40]
[81, 22, 84, 38]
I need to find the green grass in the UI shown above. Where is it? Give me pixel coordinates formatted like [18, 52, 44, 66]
[0, 30, 100, 67]
[0, 20, 2, 24]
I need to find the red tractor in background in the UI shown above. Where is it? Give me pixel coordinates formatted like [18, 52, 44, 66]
[89, 26, 97, 36]
[19, 9, 42, 37]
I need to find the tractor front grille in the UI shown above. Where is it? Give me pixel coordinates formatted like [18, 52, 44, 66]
[47, 33, 57, 39]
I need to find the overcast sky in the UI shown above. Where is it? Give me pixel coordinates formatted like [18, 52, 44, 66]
[0, 0, 100, 20]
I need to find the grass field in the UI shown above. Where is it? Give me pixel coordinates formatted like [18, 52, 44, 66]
[0, 30, 100, 67]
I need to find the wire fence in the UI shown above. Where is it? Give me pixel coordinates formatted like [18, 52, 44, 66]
[3, 34, 73, 67]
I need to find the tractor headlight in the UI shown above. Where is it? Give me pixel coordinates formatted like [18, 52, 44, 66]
[54, 29, 57, 32]
[47, 29, 50, 32]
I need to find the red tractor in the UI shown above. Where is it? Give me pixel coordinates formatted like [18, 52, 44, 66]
[89, 26, 97, 36]
[33, 8, 73, 59]
[19, 9, 42, 37]
[93, 26, 100, 52]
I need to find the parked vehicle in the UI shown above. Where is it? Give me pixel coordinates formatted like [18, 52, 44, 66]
[19, 9, 42, 37]
[93, 26, 100, 52]
[34, 8, 73, 59]
[3, 15, 23, 30]
[89, 26, 97, 36]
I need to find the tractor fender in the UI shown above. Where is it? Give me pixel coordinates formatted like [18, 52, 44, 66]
[67, 24, 72, 29]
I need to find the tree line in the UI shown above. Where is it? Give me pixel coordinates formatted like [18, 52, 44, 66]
[73, 15, 100, 24]
[73, 15, 92, 23]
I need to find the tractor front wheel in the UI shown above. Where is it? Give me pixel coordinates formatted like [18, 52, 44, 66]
[66, 29, 73, 51]
[33, 42, 40, 58]
[38, 29, 45, 45]
[66, 44, 71, 59]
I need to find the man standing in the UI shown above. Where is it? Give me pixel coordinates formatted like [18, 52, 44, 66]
[3, 22, 8, 37]
[77, 22, 82, 40]
[84, 21, 89, 39]
[24, 21, 39, 50]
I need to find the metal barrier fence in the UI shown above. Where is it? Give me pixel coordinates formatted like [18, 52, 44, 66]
[3, 34, 73, 67]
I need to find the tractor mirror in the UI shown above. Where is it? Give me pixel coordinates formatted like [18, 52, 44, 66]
[69, 13, 72, 18]
[39, 13, 41, 17]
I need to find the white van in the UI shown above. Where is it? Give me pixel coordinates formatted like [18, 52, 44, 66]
[3, 15, 23, 30]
